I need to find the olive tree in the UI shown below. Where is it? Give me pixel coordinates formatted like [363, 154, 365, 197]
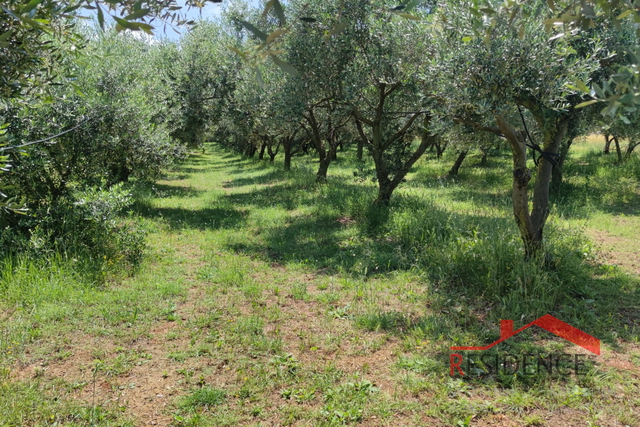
[282, 0, 369, 182]
[162, 20, 241, 148]
[437, 0, 604, 257]
[6, 31, 181, 203]
[233, 43, 306, 167]
[348, 8, 437, 204]
[601, 110, 640, 161]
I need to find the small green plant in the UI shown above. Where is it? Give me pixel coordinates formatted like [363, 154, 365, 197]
[355, 311, 409, 332]
[163, 304, 178, 321]
[322, 379, 378, 424]
[170, 352, 188, 363]
[290, 282, 308, 301]
[271, 353, 299, 376]
[396, 355, 441, 375]
[178, 387, 226, 410]
[524, 414, 544, 426]
[281, 388, 316, 403]
[328, 304, 352, 320]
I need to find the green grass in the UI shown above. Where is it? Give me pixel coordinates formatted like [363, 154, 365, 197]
[178, 387, 226, 409]
[0, 141, 639, 426]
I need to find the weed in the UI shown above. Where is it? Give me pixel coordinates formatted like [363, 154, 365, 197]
[321, 379, 378, 424]
[271, 353, 299, 377]
[524, 414, 544, 426]
[281, 387, 316, 403]
[328, 304, 353, 320]
[355, 311, 410, 332]
[178, 387, 226, 409]
[290, 282, 308, 301]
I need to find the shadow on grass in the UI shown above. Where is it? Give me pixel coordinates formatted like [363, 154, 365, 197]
[222, 170, 287, 188]
[223, 180, 322, 211]
[156, 147, 640, 348]
[224, 185, 640, 345]
[133, 204, 246, 230]
[444, 187, 513, 210]
[173, 166, 219, 174]
[150, 183, 205, 199]
[163, 174, 191, 181]
[415, 150, 640, 220]
[355, 310, 456, 338]
[226, 214, 344, 265]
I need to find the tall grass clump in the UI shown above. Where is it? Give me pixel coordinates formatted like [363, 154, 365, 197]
[0, 254, 108, 357]
[0, 256, 94, 309]
[380, 194, 611, 325]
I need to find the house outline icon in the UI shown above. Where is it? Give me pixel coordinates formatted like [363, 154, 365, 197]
[450, 314, 601, 355]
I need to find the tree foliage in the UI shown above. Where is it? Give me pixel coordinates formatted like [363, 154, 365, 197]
[0, 0, 638, 260]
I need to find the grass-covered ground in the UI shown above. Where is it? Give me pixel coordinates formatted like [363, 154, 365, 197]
[1, 136, 639, 426]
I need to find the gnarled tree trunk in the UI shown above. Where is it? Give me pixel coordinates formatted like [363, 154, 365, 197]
[626, 140, 640, 158]
[354, 87, 433, 205]
[356, 138, 364, 161]
[604, 134, 611, 154]
[495, 114, 568, 258]
[435, 140, 448, 159]
[614, 136, 622, 162]
[551, 136, 574, 191]
[284, 142, 292, 171]
[304, 109, 344, 183]
[245, 142, 257, 158]
[448, 150, 467, 176]
[265, 136, 280, 163]
[550, 111, 581, 191]
[282, 128, 302, 171]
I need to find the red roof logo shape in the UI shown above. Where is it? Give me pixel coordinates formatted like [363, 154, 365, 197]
[450, 314, 600, 355]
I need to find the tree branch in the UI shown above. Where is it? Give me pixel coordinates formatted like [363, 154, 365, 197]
[354, 116, 372, 147]
[384, 112, 423, 150]
[453, 117, 504, 137]
[352, 109, 374, 127]
[0, 119, 92, 152]
[390, 115, 436, 188]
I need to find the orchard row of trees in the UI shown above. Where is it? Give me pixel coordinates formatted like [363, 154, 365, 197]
[201, 0, 639, 256]
[0, 0, 638, 261]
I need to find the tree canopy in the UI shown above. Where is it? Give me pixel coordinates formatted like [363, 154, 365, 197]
[0, 0, 638, 256]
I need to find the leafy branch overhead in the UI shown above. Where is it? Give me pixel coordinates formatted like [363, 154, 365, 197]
[228, 0, 428, 77]
[230, 0, 296, 76]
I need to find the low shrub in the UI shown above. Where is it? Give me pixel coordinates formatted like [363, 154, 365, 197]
[0, 183, 145, 278]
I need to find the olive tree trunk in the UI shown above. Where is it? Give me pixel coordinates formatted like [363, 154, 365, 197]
[245, 142, 257, 158]
[265, 136, 280, 163]
[614, 136, 622, 162]
[626, 140, 640, 158]
[304, 109, 344, 183]
[495, 114, 568, 258]
[282, 128, 302, 172]
[448, 150, 468, 176]
[284, 144, 292, 171]
[353, 83, 433, 205]
[604, 134, 611, 154]
[550, 137, 574, 190]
